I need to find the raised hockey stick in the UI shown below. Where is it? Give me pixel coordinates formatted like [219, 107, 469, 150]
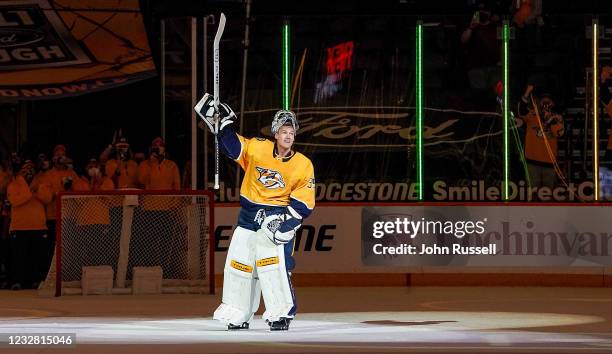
[213, 13, 226, 190]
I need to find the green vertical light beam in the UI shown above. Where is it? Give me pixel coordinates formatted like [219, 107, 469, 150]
[416, 22, 423, 201]
[282, 19, 290, 110]
[503, 21, 510, 201]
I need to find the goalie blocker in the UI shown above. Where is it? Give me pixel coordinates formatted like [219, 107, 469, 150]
[194, 93, 236, 135]
[195, 95, 315, 331]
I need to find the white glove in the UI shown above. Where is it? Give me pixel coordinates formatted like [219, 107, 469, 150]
[259, 214, 284, 244]
[194, 93, 236, 134]
[259, 207, 302, 245]
[273, 227, 297, 245]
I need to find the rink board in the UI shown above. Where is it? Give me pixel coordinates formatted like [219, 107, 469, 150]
[213, 203, 612, 285]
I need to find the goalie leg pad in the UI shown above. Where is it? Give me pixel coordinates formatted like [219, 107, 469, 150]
[213, 226, 258, 325]
[255, 231, 296, 323]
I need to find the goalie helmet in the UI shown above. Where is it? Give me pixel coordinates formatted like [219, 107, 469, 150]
[271, 110, 299, 134]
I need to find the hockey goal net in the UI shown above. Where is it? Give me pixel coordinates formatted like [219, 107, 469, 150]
[40, 190, 214, 296]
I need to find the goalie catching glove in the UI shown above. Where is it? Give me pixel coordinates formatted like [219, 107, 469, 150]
[194, 93, 236, 134]
[259, 206, 303, 245]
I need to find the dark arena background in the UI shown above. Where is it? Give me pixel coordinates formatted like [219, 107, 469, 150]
[1, 0, 612, 353]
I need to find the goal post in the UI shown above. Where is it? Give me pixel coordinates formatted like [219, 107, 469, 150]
[42, 190, 214, 296]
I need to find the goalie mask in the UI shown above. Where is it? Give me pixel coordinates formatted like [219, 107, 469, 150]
[271, 110, 299, 134]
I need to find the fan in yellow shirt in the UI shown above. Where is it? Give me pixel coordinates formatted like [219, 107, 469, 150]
[102, 137, 140, 189]
[7, 160, 52, 290]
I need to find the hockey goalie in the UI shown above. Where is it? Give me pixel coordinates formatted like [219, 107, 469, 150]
[195, 94, 316, 331]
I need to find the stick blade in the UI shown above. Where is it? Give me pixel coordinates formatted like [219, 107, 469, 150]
[213, 13, 226, 110]
[214, 13, 226, 44]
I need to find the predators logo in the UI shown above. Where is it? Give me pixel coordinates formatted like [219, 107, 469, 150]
[255, 166, 286, 189]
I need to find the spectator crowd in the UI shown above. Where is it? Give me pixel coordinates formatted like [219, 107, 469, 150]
[0, 136, 181, 291]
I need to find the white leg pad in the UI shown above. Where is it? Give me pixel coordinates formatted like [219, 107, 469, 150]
[213, 227, 259, 325]
[255, 231, 295, 322]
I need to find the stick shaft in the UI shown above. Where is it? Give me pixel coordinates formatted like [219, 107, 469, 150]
[214, 135, 219, 189]
[212, 13, 226, 190]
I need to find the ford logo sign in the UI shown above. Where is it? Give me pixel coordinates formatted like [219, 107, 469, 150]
[0, 28, 46, 48]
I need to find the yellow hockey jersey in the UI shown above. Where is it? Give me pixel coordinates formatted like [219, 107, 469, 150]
[219, 130, 315, 220]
